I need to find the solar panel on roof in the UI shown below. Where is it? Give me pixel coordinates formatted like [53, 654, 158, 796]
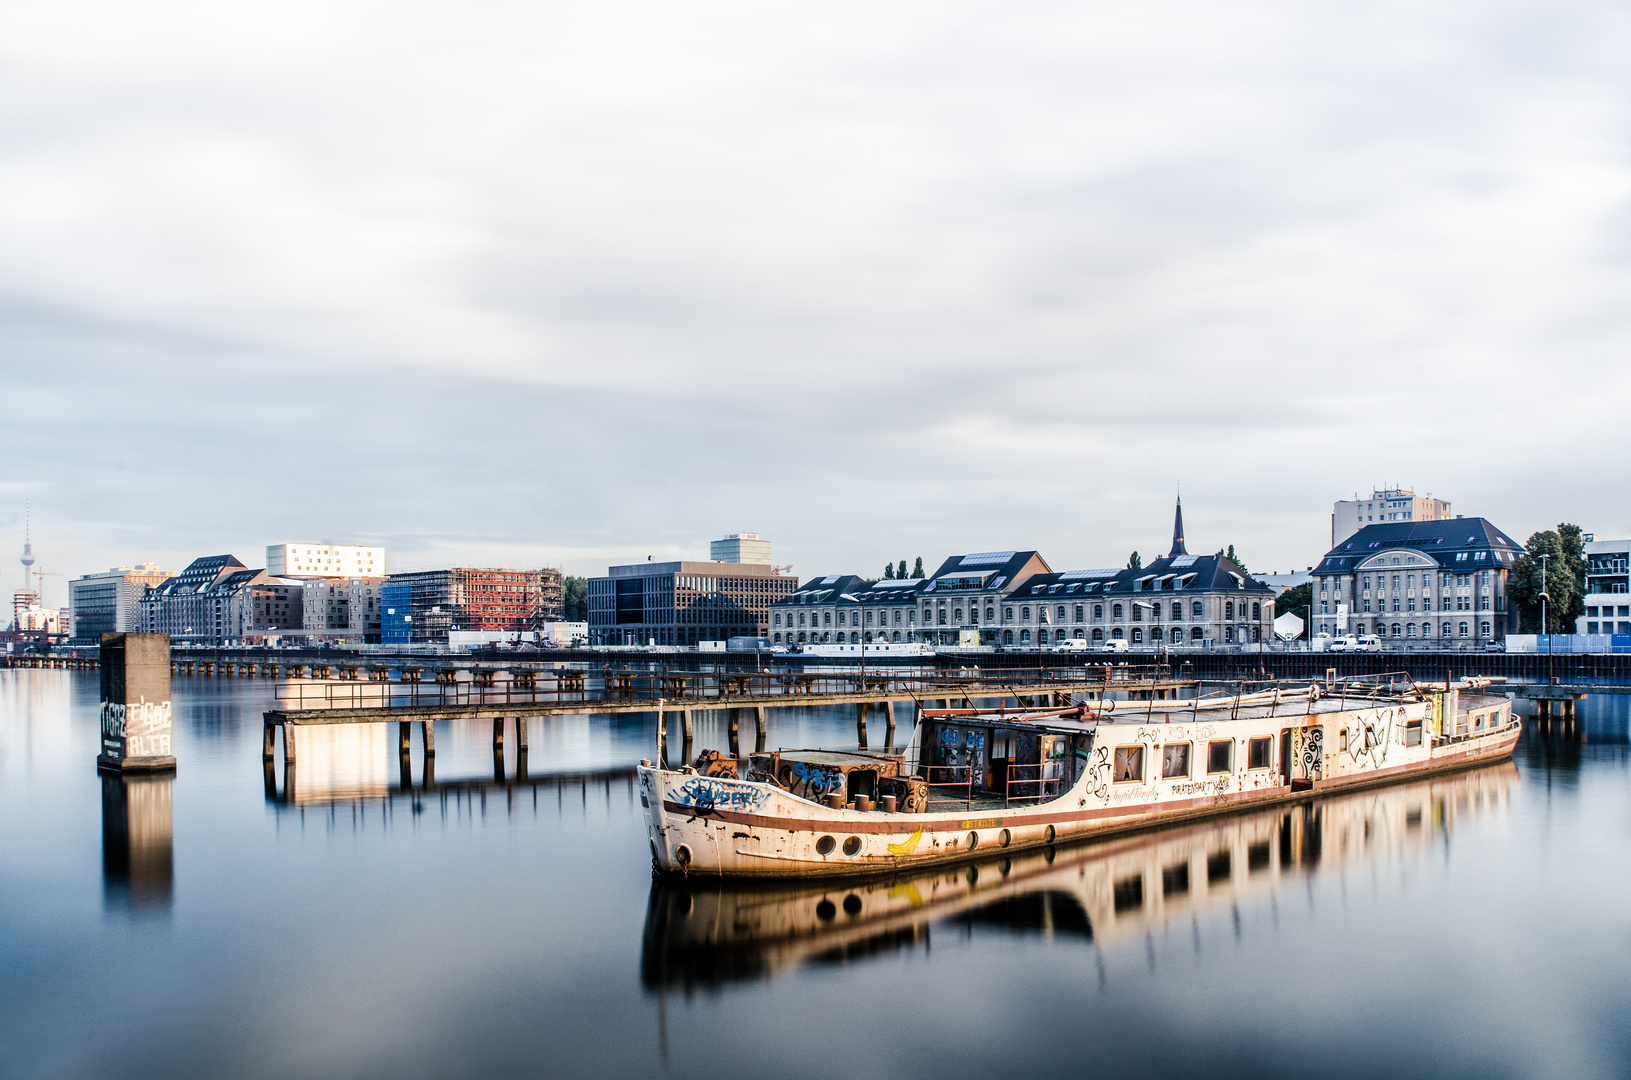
[960, 551, 1016, 566]
[1059, 569, 1120, 580]
[820, 575, 839, 585]
[1169, 555, 1199, 567]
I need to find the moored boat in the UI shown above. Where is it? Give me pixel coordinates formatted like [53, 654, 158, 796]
[638, 675, 1519, 879]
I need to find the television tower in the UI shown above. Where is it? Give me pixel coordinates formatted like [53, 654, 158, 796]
[20, 500, 34, 594]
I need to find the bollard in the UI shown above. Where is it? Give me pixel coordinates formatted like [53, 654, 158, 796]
[98, 633, 175, 774]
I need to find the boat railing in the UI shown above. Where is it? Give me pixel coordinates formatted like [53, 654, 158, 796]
[1001, 763, 1062, 807]
[919, 764, 975, 810]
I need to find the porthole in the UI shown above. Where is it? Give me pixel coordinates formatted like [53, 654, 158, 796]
[843, 894, 862, 915]
[842, 836, 862, 856]
[998, 828, 1011, 848]
[967, 831, 979, 851]
[816, 899, 836, 920]
[816, 835, 836, 856]
[1044, 825, 1056, 845]
[674, 844, 692, 867]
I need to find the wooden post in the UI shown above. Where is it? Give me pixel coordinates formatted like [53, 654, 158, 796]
[728, 708, 740, 757]
[884, 701, 896, 750]
[515, 715, 528, 752]
[755, 706, 767, 753]
[422, 750, 435, 789]
[283, 721, 296, 764]
[399, 721, 411, 755]
[262, 721, 276, 760]
[421, 720, 435, 756]
[682, 710, 694, 740]
[493, 717, 505, 751]
[856, 701, 869, 748]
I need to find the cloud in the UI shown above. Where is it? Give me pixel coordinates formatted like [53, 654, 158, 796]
[2, 0, 1630, 589]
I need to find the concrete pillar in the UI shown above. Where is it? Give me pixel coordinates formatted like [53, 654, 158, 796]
[283, 721, 296, 764]
[515, 715, 528, 752]
[884, 701, 896, 750]
[728, 708, 740, 757]
[755, 706, 767, 754]
[856, 701, 869, 749]
[98, 633, 175, 774]
[421, 720, 435, 757]
[399, 721, 412, 755]
[262, 722, 276, 760]
[682, 710, 694, 740]
[493, 717, 506, 751]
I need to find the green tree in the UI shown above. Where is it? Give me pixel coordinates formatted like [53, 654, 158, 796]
[897, 560, 908, 579]
[1127, 551, 1142, 570]
[562, 575, 588, 622]
[1219, 544, 1248, 574]
[883, 562, 895, 579]
[1275, 583, 1311, 630]
[912, 557, 924, 579]
[1507, 524, 1586, 633]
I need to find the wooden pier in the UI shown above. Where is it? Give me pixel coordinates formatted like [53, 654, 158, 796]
[262, 666, 1202, 773]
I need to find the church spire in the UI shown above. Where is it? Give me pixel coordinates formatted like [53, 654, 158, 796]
[1169, 496, 1187, 558]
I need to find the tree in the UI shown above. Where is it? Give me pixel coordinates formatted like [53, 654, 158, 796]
[1127, 551, 1142, 570]
[912, 557, 924, 579]
[1275, 583, 1311, 630]
[562, 576, 588, 621]
[1507, 523, 1586, 633]
[883, 562, 895, 579]
[897, 560, 908, 580]
[1220, 544, 1248, 574]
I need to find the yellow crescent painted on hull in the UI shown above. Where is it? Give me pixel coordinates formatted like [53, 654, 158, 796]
[887, 827, 924, 856]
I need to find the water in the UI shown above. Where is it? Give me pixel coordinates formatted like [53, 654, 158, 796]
[3, 670, 1630, 1080]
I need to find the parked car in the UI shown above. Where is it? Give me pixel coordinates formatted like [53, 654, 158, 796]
[1484, 640, 1506, 652]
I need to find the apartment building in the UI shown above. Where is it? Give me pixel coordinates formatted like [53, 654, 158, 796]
[266, 543, 384, 579]
[1575, 538, 1631, 635]
[1332, 489, 1453, 546]
[382, 567, 565, 645]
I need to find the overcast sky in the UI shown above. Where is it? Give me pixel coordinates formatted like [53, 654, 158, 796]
[4, 0, 1629, 604]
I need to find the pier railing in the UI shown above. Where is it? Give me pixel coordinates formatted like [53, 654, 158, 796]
[269, 664, 1186, 712]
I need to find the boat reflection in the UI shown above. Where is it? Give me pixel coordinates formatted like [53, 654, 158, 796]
[101, 772, 173, 914]
[641, 760, 1519, 991]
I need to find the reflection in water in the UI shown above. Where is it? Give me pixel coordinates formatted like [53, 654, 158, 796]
[642, 761, 1519, 991]
[101, 772, 174, 914]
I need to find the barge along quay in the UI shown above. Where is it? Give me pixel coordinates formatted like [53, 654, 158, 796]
[639, 674, 1519, 878]
[643, 760, 1519, 987]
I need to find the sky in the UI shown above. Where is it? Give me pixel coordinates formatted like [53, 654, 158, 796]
[4, 0, 1630, 605]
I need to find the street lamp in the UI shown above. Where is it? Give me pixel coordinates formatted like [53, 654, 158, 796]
[1540, 552, 1552, 679]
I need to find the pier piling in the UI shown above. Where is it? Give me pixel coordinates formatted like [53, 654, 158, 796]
[754, 706, 766, 754]
[856, 702, 869, 749]
[421, 721, 435, 756]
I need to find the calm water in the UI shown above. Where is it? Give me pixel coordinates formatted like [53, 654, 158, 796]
[3, 670, 1630, 1080]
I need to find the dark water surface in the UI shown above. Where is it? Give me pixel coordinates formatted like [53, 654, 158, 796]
[3, 670, 1630, 1080]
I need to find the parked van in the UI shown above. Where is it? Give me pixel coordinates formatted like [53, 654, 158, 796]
[1099, 639, 1130, 653]
[1327, 636, 1359, 652]
[1052, 638, 1092, 653]
[1353, 635, 1382, 651]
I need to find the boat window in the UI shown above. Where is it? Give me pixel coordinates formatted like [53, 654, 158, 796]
[1114, 746, 1144, 783]
[1161, 743, 1190, 779]
[842, 836, 862, 856]
[1247, 840, 1271, 874]
[1207, 740, 1233, 774]
[816, 835, 836, 856]
[1207, 850, 1231, 885]
[1162, 863, 1190, 898]
[1247, 737, 1273, 770]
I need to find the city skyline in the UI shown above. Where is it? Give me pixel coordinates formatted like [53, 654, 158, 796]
[4, 1, 1630, 595]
